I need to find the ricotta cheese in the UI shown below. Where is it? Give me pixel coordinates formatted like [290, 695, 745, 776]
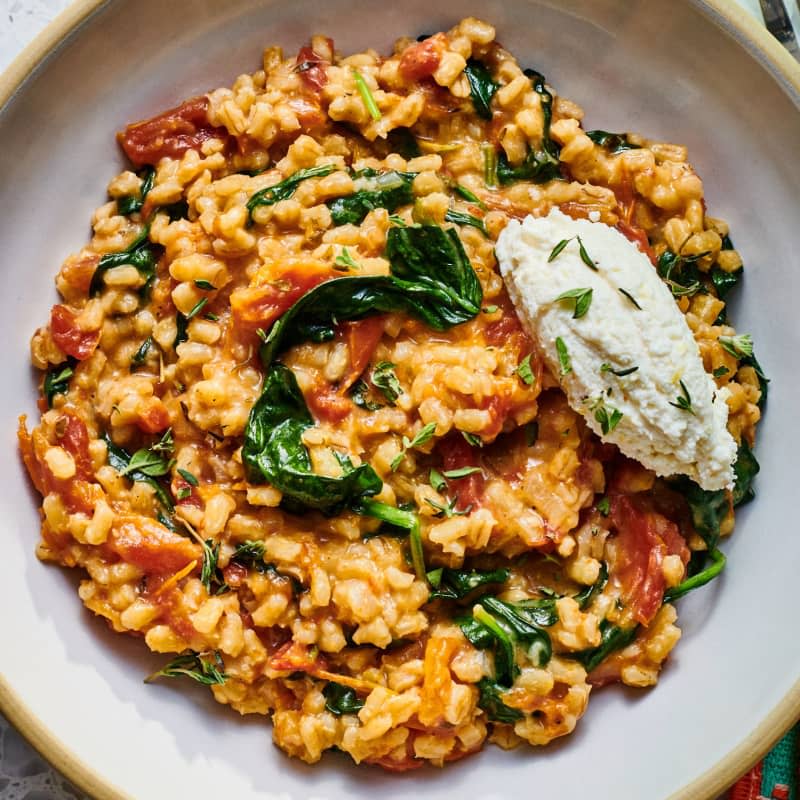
[496, 209, 737, 491]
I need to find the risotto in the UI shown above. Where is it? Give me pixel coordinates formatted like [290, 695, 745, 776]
[19, 18, 765, 770]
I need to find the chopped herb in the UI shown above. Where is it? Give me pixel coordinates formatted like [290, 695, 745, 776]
[120, 448, 173, 478]
[554, 287, 593, 318]
[718, 333, 754, 359]
[596, 496, 611, 517]
[103, 432, 173, 510]
[425, 495, 471, 519]
[352, 69, 381, 120]
[600, 362, 638, 377]
[669, 380, 695, 415]
[247, 164, 336, 221]
[442, 466, 482, 479]
[576, 236, 597, 270]
[657, 249, 708, 298]
[205, 312, 219, 322]
[525, 420, 539, 446]
[584, 130, 640, 154]
[371, 361, 403, 405]
[666, 279, 702, 298]
[391, 422, 437, 471]
[131, 336, 154, 368]
[388, 214, 407, 226]
[145, 651, 227, 686]
[350, 379, 383, 411]
[151, 429, 174, 454]
[548, 237, 572, 262]
[323, 682, 365, 716]
[463, 59, 499, 120]
[186, 298, 208, 320]
[334, 246, 361, 271]
[176, 487, 191, 501]
[429, 468, 447, 492]
[589, 397, 623, 435]
[555, 337, 572, 376]
[461, 431, 483, 448]
[177, 467, 199, 486]
[194, 279, 215, 290]
[482, 304, 499, 313]
[454, 184, 486, 209]
[200, 538, 220, 593]
[481, 143, 498, 188]
[618, 287, 642, 309]
[43, 361, 75, 407]
[445, 208, 488, 237]
[516, 353, 536, 385]
[713, 365, 730, 378]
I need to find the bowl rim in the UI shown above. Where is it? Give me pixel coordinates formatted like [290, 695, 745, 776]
[1, 1, 798, 798]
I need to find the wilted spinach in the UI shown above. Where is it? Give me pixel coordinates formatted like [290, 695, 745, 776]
[117, 166, 155, 216]
[247, 164, 336, 221]
[464, 59, 499, 120]
[585, 130, 640, 154]
[327, 169, 416, 226]
[43, 358, 76, 408]
[476, 677, 523, 723]
[89, 226, 161, 297]
[323, 682, 365, 715]
[573, 620, 639, 673]
[102, 431, 174, 511]
[427, 566, 509, 601]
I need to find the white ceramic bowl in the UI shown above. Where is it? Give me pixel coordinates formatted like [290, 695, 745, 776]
[2, 1, 799, 798]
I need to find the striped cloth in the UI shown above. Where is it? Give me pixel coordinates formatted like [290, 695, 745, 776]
[729, 724, 799, 800]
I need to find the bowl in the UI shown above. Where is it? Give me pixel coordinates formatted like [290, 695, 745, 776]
[1, 1, 799, 798]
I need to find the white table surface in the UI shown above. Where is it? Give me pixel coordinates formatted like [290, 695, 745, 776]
[0, 0, 791, 798]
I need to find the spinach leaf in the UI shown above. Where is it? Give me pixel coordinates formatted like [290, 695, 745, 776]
[585, 130, 640, 154]
[247, 164, 336, 221]
[327, 170, 416, 226]
[657, 249, 705, 298]
[457, 615, 496, 650]
[672, 478, 728, 550]
[117, 167, 155, 216]
[43, 359, 76, 408]
[496, 69, 561, 185]
[356, 498, 426, 581]
[476, 677, 523, 723]
[572, 620, 638, 672]
[732, 439, 759, 507]
[573, 562, 608, 610]
[710, 266, 741, 300]
[349, 379, 383, 411]
[663, 548, 726, 603]
[371, 361, 403, 404]
[464, 59, 498, 120]
[427, 566, 509, 601]
[89, 226, 161, 297]
[258, 225, 482, 368]
[131, 336, 154, 368]
[741, 351, 769, 409]
[102, 431, 174, 511]
[323, 682, 365, 716]
[445, 208, 488, 237]
[242, 364, 382, 515]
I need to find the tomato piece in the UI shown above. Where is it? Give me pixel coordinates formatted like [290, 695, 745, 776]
[50, 304, 99, 361]
[438, 433, 484, 511]
[286, 97, 327, 131]
[609, 494, 687, 625]
[269, 640, 326, 672]
[230, 267, 335, 336]
[483, 289, 534, 355]
[136, 398, 171, 434]
[58, 413, 93, 481]
[172, 475, 202, 508]
[118, 96, 230, 167]
[295, 41, 332, 92]
[338, 315, 386, 391]
[306, 382, 351, 423]
[398, 34, 446, 81]
[108, 515, 200, 573]
[18, 416, 45, 496]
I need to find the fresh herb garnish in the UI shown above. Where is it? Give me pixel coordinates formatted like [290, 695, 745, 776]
[600, 362, 638, 377]
[442, 466, 482, 479]
[515, 353, 536, 386]
[131, 336, 154, 368]
[371, 361, 403, 405]
[199, 538, 220, 593]
[323, 682, 365, 716]
[718, 333, 754, 359]
[334, 247, 361, 272]
[352, 69, 381, 120]
[177, 467, 199, 486]
[461, 431, 483, 448]
[555, 337, 571, 375]
[194, 279, 215, 290]
[669, 380, 695, 415]
[445, 208, 488, 237]
[145, 651, 227, 685]
[554, 287, 593, 318]
[454, 184, 486, 209]
[350, 379, 383, 411]
[589, 396, 623, 435]
[391, 422, 437, 471]
[618, 287, 642, 309]
[429, 468, 447, 492]
[576, 236, 596, 270]
[713, 365, 730, 378]
[247, 164, 336, 221]
[120, 448, 173, 478]
[463, 59, 499, 120]
[425, 496, 471, 518]
[596, 497, 610, 516]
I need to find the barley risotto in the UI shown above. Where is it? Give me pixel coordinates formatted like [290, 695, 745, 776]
[18, 17, 765, 771]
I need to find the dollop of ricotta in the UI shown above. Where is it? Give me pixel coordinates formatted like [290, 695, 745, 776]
[496, 209, 737, 491]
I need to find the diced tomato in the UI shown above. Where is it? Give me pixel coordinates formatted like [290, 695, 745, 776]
[118, 96, 230, 167]
[609, 494, 687, 626]
[295, 41, 332, 92]
[306, 382, 351, 423]
[286, 97, 327, 131]
[398, 34, 446, 81]
[438, 433, 484, 511]
[269, 640, 326, 673]
[50, 305, 99, 361]
[222, 561, 249, 589]
[338, 315, 386, 391]
[18, 416, 45, 496]
[230, 267, 335, 336]
[108, 515, 200, 573]
[617, 220, 656, 266]
[478, 391, 513, 440]
[58, 413, 93, 481]
[483, 289, 535, 354]
[136, 398, 171, 434]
